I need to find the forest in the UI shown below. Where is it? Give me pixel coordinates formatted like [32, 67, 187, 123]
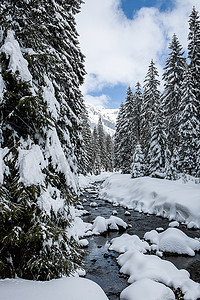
[0, 1, 200, 297]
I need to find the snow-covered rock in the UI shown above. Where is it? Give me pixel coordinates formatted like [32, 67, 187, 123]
[144, 228, 200, 256]
[90, 202, 98, 207]
[120, 278, 175, 300]
[124, 211, 131, 216]
[92, 216, 128, 235]
[109, 233, 150, 254]
[169, 221, 179, 228]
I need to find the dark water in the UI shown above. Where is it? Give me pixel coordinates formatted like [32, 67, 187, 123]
[80, 181, 200, 299]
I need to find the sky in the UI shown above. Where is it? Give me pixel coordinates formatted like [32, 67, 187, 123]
[76, 0, 200, 109]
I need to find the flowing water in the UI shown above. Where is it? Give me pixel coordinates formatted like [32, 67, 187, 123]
[80, 181, 200, 299]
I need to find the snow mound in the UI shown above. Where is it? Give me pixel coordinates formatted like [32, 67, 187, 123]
[0, 277, 108, 300]
[144, 228, 200, 256]
[109, 233, 150, 253]
[100, 174, 200, 228]
[120, 278, 175, 300]
[92, 216, 127, 235]
[90, 202, 98, 207]
[118, 250, 200, 300]
[169, 221, 179, 227]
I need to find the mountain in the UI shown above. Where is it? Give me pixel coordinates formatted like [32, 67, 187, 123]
[86, 103, 119, 136]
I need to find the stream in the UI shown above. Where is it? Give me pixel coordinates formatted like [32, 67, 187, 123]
[80, 181, 200, 300]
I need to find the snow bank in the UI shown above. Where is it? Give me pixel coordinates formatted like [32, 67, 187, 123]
[144, 228, 200, 256]
[118, 250, 200, 300]
[109, 233, 150, 254]
[120, 278, 175, 300]
[78, 172, 115, 189]
[100, 174, 200, 228]
[0, 277, 108, 300]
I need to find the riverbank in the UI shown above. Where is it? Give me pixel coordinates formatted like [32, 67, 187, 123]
[100, 173, 200, 229]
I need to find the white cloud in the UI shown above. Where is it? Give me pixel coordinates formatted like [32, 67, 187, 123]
[84, 94, 110, 107]
[76, 0, 200, 105]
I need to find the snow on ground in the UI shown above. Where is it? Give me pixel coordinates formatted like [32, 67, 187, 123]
[0, 277, 109, 300]
[117, 250, 200, 300]
[100, 173, 200, 228]
[144, 227, 200, 256]
[78, 172, 115, 189]
[120, 278, 175, 300]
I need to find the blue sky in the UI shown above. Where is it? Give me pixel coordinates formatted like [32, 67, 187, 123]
[77, 0, 200, 109]
[121, 0, 174, 19]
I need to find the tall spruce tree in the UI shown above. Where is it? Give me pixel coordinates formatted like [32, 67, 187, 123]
[188, 7, 200, 104]
[0, 0, 85, 280]
[131, 144, 146, 178]
[162, 34, 186, 170]
[105, 134, 114, 172]
[97, 117, 107, 171]
[141, 59, 160, 163]
[178, 65, 199, 176]
[133, 82, 143, 144]
[148, 98, 166, 177]
[79, 107, 93, 175]
[120, 86, 135, 173]
[114, 102, 125, 171]
[92, 126, 101, 175]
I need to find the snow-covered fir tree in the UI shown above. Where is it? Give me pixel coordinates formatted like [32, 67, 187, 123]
[148, 98, 166, 177]
[92, 126, 101, 175]
[141, 59, 160, 163]
[188, 7, 200, 104]
[162, 34, 186, 168]
[97, 117, 107, 171]
[0, 0, 85, 280]
[79, 107, 93, 175]
[131, 144, 146, 178]
[178, 65, 200, 176]
[133, 82, 143, 144]
[114, 102, 125, 171]
[105, 134, 114, 172]
[120, 86, 135, 173]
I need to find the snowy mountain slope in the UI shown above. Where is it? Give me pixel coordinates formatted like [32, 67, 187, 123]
[86, 103, 119, 136]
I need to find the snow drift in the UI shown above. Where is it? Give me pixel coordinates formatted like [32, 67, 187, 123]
[100, 174, 200, 228]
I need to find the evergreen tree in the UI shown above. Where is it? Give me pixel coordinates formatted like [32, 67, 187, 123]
[178, 65, 200, 176]
[131, 144, 146, 178]
[92, 126, 101, 175]
[79, 107, 93, 175]
[114, 102, 125, 171]
[105, 134, 114, 172]
[97, 117, 107, 171]
[120, 86, 135, 173]
[188, 7, 200, 103]
[141, 60, 160, 162]
[133, 82, 143, 143]
[162, 34, 186, 164]
[0, 0, 85, 280]
[148, 98, 166, 177]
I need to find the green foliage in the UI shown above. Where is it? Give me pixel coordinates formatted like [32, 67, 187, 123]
[0, 70, 53, 146]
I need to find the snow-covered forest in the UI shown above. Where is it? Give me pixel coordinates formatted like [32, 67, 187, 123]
[1, 1, 200, 300]
[115, 8, 200, 179]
